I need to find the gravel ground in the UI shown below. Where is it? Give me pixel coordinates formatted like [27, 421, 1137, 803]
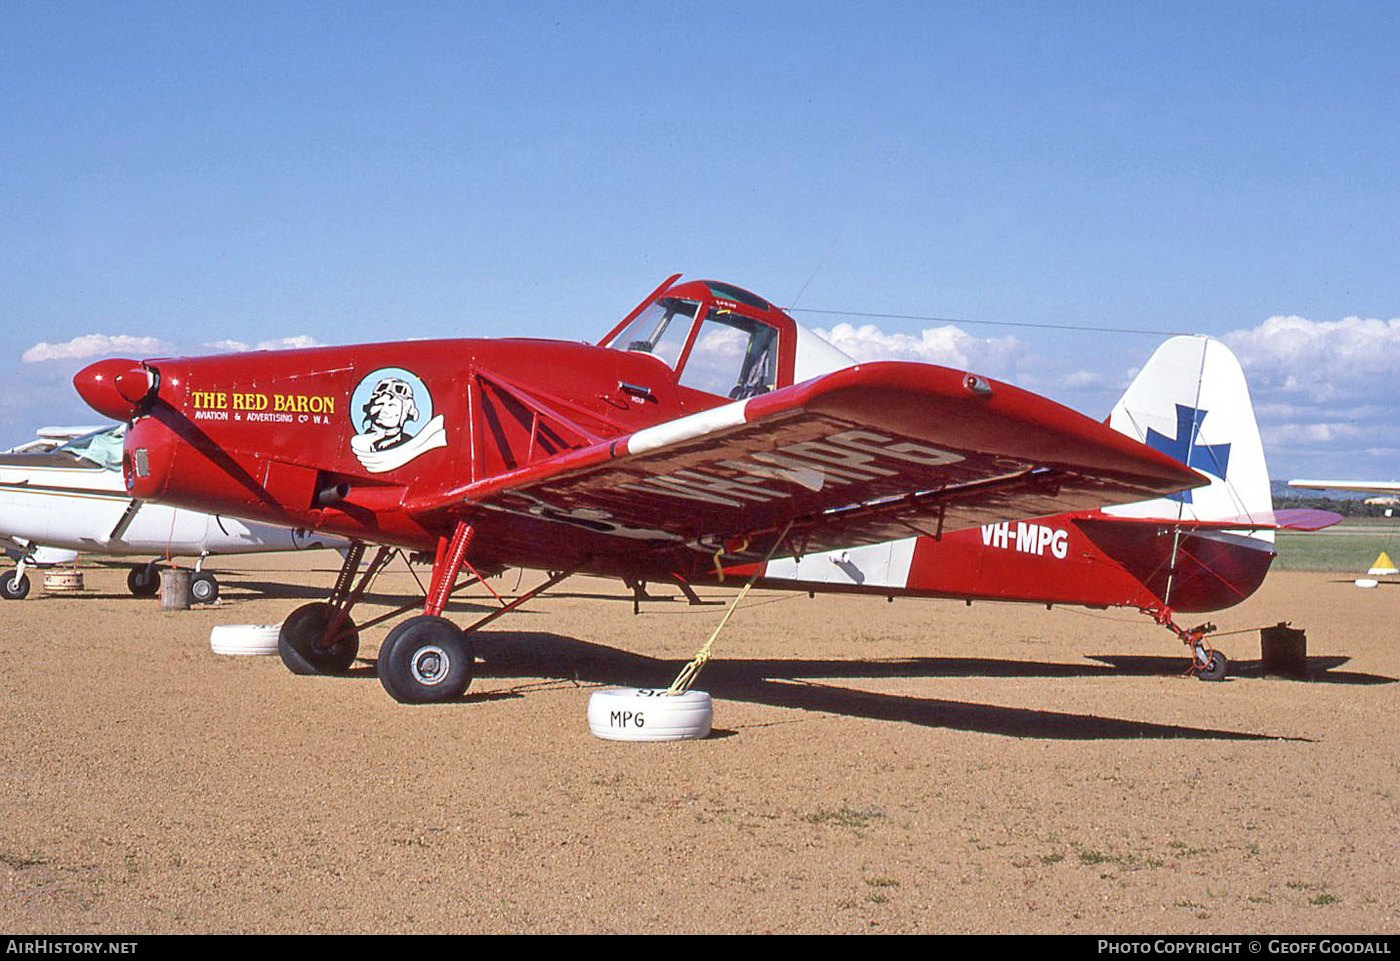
[1, 555, 1396, 934]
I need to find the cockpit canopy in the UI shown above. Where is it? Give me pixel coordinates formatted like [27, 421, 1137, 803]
[55, 424, 127, 471]
[598, 278, 852, 399]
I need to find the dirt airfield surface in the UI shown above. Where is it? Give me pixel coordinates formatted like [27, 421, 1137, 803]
[1, 554, 1398, 934]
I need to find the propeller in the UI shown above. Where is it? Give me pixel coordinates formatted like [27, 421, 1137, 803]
[72, 358, 160, 422]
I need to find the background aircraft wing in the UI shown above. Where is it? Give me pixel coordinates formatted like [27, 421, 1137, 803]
[1289, 479, 1400, 495]
[407, 362, 1204, 569]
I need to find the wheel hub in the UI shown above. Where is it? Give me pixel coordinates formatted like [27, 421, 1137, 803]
[410, 645, 451, 685]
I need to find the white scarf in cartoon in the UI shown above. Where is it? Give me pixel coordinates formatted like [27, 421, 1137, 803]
[349, 415, 447, 473]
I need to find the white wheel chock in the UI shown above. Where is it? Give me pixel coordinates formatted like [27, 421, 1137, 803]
[210, 624, 281, 656]
[587, 688, 713, 742]
[1354, 578, 1380, 589]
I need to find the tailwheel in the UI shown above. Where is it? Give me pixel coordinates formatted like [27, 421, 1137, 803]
[1143, 606, 1228, 682]
[278, 602, 360, 676]
[377, 615, 474, 704]
[1194, 645, 1229, 682]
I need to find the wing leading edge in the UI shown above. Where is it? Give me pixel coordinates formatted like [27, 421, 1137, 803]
[407, 362, 1205, 573]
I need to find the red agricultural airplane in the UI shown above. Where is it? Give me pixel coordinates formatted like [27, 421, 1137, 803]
[73, 275, 1337, 703]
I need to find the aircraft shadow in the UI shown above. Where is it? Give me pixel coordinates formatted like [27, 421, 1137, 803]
[341, 631, 1321, 741]
[1088, 654, 1395, 686]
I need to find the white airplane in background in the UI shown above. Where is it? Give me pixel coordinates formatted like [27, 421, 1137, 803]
[0, 423, 346, 601]
[1288, 478, 1400, 578]
[2, 425, 105, 455]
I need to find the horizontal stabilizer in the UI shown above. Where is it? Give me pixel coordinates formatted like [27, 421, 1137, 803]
[1084, 508, 1342, 533]
[1266, 508, 1346, 531]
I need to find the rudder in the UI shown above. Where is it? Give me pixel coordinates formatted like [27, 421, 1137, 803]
[1104, 336, 1273, 540]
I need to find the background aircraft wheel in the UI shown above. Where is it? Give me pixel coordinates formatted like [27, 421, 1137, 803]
[376, 615, 474, 704]
[127, 565, 159, 596]
[1, 571, 30, 600]
[190, 572, 220, 604]
[1196, 650, 1228, 682]
[278, 602, 359, 676]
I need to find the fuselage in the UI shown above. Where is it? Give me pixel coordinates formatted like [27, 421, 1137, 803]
[111, 338, 709, 552]
[752, 513, 1273, 613]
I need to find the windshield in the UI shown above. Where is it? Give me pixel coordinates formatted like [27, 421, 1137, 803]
[608, 296, 701, 369]
[57, 425, 126, 471]
[678, 307, 778, 399]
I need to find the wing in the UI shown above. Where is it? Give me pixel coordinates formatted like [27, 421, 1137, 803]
[1289, 479, 1400, 495]
[408, 362, 1204, 572]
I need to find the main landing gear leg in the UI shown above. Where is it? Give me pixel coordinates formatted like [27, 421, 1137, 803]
[374, 522, 579, 705]
[1145, 606, 1228, 682]
[279, 542, 393, 676]
[377, 522, 479, 704]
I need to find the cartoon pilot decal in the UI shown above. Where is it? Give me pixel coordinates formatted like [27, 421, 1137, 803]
[348, 367, 447, 473]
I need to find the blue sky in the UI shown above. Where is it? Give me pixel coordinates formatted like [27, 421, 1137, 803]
[4, 2, 1399, 479]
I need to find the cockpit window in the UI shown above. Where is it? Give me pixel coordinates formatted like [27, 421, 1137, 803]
[610, 296, 701, 369]
[57, 425, 126, 471]
[704, 282, 771, 311]
[678, 307, 778, 399]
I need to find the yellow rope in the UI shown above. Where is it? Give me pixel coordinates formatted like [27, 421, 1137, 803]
[668, 522, 792, 695]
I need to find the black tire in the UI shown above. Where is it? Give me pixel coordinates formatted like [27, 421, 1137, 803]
[1196, 650, 1229, 682]
[1, 571, 30, 601]
[127, 565, 159, 596]
[376, 615, 474, 704]
[278, 602, 360, 676]
[190, 572, 220, 604]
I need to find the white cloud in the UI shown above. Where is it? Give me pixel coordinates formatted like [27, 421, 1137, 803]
[1219, 313, 1400, 477]
[1262, 422, 1362, 446]
[812, 322, 1024, 375]
[1223, 315, 1400, 403]
[200, 335, 322, 354]
[256, 335, 320, 351]
[202, 339, 250, 352]
[1055, 369, 1110, 390]
[22, 334, 172, 364]
[809, 313, 1400, 479]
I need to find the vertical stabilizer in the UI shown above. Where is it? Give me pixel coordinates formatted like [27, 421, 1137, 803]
[1105, 336, 1273, 540]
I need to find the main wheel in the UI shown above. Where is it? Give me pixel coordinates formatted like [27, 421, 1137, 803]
[1, 571, 30, 600]
[376, 615, 474, 704]
[278, 602, 360, 676]
[190, 572, 220, 604]
[127, 564, 159, 596]
[1196, 649, 1229, 682]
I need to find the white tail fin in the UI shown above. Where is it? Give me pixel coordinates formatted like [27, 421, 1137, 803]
[1105, 335, 1273, 538]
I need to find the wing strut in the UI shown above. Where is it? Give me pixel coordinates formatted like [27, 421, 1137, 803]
[105, 498, 143, 544]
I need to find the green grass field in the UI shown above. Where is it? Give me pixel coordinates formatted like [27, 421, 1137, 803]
[1275, 516, 1400, 572]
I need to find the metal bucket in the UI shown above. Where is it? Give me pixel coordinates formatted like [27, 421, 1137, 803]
[1261, 622, 1307, 679]
[159, 568, 192, 611]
